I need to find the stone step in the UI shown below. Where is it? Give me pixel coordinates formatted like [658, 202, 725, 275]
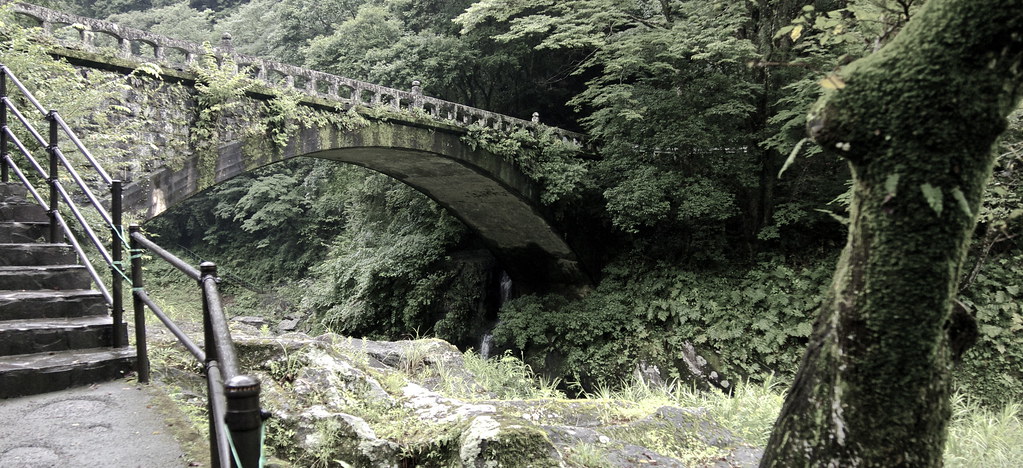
[0, 243, 76, 266]
[0, 182, 29, 198]
[0, 265, 93, 290]
[0, 290, 108, 320]
[0, 201, 48, 223]
[0, 347, 135, 398]
[0, 316, 125, 356]
[0, 222, 48, 243]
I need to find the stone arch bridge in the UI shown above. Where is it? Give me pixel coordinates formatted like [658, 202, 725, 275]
[5, 1, 592, 292]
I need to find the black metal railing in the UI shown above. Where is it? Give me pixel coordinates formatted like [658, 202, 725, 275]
[0, 62, 265, 468]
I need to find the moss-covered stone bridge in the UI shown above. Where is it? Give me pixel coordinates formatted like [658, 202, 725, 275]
[7, 1, 591, 292]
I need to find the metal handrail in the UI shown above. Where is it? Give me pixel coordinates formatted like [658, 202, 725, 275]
[2, 97, 47, 147]
[130, 231, 201, 280]
[2, 128, 112, 302]
[1, 63, 264, 467]
[54, 145, 115, 227]
[173, 243, 265, 293]
[52, 113, 113, 184]
[2, 64, 47, 115]
[131, 228, 262, 468]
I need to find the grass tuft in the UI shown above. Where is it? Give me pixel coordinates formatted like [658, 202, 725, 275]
[440, 350, 564, 400]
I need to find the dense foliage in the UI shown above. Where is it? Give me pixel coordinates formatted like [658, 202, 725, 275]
[16, 0, 1023, 406]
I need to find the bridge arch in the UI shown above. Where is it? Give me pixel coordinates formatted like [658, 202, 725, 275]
[124, 119, 590, 293]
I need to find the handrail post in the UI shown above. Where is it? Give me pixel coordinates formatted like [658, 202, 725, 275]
[111, 180, 124, 347]
[1, 68, 8, 183]
[225, 375, 263, 468]
[129, 225, 150, 383]
[46, 111, 61, 243]
[201, 261, 223, 468]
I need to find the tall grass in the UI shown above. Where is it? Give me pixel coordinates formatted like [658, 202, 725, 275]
[589, 377, 1023, 464]
[945, 392, 1023, 467]
[440, 350, 564, 400]
[586, 376, 785, 446]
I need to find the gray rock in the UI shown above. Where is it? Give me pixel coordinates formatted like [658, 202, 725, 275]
[294, 406, 400, 468]
[632, 360, 664, 387]
[277, 317, 299, 332]
[232, 316, 266, 327]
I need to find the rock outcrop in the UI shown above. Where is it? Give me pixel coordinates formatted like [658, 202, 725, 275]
[151, 329, 761, 467]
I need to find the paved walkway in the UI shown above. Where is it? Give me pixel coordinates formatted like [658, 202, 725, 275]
[0, 380, 194, 467]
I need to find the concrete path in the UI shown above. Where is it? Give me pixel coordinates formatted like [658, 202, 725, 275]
[0, 379, 193, 467]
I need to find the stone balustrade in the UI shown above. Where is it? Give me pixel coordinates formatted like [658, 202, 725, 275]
[4, 1, 586, 145]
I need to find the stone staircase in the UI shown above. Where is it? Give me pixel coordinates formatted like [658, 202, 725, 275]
[0, 182, 134, 398]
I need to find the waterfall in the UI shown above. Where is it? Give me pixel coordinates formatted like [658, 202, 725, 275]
[480, 333, 494, 359]
[499, 271, 513, 306]
[480, 271, 512, 359]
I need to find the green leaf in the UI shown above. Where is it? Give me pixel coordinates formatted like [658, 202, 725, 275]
[920, 183, 943, 215]
[815, 208, 849, 225]
[951, 186, 973, 218]
[778, 137, 809, 178]
[884, 173, 900, 195]
[774, 25, 794, 40]
[789, 25, 804, 41]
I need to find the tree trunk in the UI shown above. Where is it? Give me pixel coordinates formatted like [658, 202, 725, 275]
[760, 0, 1023, 466]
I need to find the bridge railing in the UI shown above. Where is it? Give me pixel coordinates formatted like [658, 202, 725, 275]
[0, 62, 264, 468]
[3, 1, 587, 146]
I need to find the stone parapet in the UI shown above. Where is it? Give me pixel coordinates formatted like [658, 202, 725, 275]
[3, 1, 586, 145]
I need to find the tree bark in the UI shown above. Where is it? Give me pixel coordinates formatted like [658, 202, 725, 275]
[760, 0, 1023, 466]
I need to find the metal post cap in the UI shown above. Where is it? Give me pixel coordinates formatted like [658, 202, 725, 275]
[225, 375, 261, 395]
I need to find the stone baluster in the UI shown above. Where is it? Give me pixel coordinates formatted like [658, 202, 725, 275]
[154, 45, 165, 61]
[411, 80, 423, 111]
[306, 76, 317, 94]
[81, 29, 95, 48]
[42, 20, 53, 34]
[118, 38, 131, 58]
[219, 32, 234, 54]
[285, 74, 295, 88]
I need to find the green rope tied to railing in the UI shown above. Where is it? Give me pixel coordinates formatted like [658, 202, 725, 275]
[225, 419, 267, 468]
[110, 259, 132, 284]
[111, 226, 132, 251]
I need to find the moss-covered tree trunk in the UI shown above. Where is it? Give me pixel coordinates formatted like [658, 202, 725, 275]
[760, 0, 1023, 466]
